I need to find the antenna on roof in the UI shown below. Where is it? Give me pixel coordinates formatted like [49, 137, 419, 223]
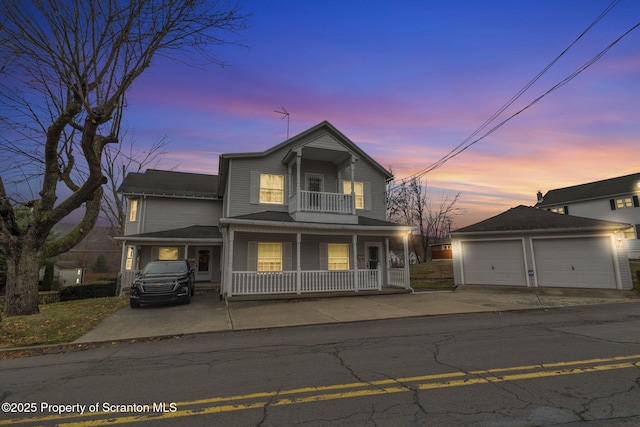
[274, 107, 290, 139]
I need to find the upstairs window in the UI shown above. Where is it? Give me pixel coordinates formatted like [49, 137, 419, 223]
[550, 206, 568, 214]
[343, 181, 364, 209]
[260, 174, 285, 204]
[611, 196, 639, 210]
[129, 199, 138, 222]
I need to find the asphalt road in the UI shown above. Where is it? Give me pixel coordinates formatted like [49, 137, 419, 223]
[2, 303, 640, 426]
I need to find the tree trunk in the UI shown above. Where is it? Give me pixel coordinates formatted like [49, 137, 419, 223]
[4, 236, 44, 316]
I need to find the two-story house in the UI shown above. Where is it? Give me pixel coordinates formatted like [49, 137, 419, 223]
[535, 172, 640, 259]
[117, 121, 413, 299]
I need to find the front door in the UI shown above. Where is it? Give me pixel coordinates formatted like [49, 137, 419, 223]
[367, 244, 381, 270]
[196, 247, 212, 281]
[306, 174, 323, 208]
[364, 243, 383, 289]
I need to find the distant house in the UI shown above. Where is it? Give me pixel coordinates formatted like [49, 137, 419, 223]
[116, 121, 414, 299]
[39, 261, 85, 287]
[451, 205, 633, 290]
[429, 239, 452, 260]
[535, 172, 640, 259]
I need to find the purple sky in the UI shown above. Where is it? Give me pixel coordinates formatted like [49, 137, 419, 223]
[122, 0, 640, 228]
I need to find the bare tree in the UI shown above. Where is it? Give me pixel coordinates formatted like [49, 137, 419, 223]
[0, 0, 248, 316]
[101, 133, 174, 241]
[387, 177, 460, 262]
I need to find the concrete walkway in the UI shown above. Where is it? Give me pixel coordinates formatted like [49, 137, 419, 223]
[73, 286, 640, 344]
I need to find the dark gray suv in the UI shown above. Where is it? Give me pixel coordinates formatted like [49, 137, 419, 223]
[129, 260, 195, 308]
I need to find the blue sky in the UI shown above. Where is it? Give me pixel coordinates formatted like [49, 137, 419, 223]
[112, 0, 640, 226]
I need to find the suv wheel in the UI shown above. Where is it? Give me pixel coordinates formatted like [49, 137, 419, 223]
[130, 299, 140, 309]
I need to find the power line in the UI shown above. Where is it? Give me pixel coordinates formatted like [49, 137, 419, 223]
[392, 0, 626, 188]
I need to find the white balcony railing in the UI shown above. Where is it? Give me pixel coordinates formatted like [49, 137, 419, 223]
[231, 269, 382, 296]
[289, 190, 353, 214]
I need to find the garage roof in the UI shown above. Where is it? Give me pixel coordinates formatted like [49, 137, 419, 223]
[453, 205, 631, 234]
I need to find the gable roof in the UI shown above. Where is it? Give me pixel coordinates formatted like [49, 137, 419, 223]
[218, 121, 393, 196]
[452, 205, 631, 235]
[118, 169, 219, 199]
[536, 172, 640, 207]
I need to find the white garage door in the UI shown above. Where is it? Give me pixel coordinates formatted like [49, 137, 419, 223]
[462, 240, 527, 286]
[533, 237, 617, 289]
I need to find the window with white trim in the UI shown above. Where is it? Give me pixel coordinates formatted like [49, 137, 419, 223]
[129, 199, 138, 222]
[343, 181, 364, 209]
[616, 197, 633, 209]
[125, 246, 135, 270]
[158, 247, 179, 261]
[257, 242, 282, 271]
[328, 243, 350, 270]
[260, 174, 285, 204]
[623, 226, 636, 239]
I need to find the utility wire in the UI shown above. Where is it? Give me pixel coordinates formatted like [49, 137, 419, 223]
[391, 0, 624, 188]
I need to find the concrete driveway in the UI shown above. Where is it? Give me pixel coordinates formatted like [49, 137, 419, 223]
[72, 286, 640, 344]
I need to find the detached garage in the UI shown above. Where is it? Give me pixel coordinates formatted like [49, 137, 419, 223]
[451, 206, 633, 290]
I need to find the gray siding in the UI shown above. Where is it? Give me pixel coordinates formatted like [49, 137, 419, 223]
[227, 145, 291, 217]
[232, 231, 386, 273]
[227, 148, 388, 221]
[338, 161, 387, 220]
[142, 197, 221, 233]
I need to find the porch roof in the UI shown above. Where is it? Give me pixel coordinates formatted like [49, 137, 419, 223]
[219, 211, 414, 233]
[115, 225, 222, 243]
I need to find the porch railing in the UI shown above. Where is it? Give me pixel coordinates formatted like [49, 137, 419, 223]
[289, 190, 353, 214]
[231, 269, 382, 295]
[388, 268, 407, 288]
[232, 271, 298, 295]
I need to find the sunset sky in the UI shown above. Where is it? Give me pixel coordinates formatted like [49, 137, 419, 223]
[122, 0, 640, 228]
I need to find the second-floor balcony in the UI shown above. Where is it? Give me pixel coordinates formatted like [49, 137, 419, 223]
[289, 190, 354, 215]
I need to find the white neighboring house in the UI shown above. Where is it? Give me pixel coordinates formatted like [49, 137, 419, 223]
[535, 172, 640, 259]
[116, 121, 414, 299]
[451, 206, 633, 290]
[39, 261, 85, 288]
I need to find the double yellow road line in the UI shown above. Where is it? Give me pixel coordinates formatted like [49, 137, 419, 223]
[3, 354, 640, 426]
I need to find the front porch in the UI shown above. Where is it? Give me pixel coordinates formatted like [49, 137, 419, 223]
[219, 215, 414, 299]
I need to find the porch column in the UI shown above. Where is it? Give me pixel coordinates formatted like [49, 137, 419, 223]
[184, 244, 189, 261]
[296, 150, 302, 207]
[385, 237, 390, 289]
[224, 229, 235, 297]
[403, 232, 411, 290]
[119, 240, 127, 296]
[296, 233, 301, 294]
[350, 156, 356, 215]
[352, 234, 359, 292]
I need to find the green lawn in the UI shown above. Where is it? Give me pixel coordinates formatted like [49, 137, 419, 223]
[1, 296, 128, 349]
[630, 260, 640, 291]
[410, 260, 455, 291]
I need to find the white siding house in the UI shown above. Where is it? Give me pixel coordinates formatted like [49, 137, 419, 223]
[535, 173, 640, 259]
[117, 121, 414, 299]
